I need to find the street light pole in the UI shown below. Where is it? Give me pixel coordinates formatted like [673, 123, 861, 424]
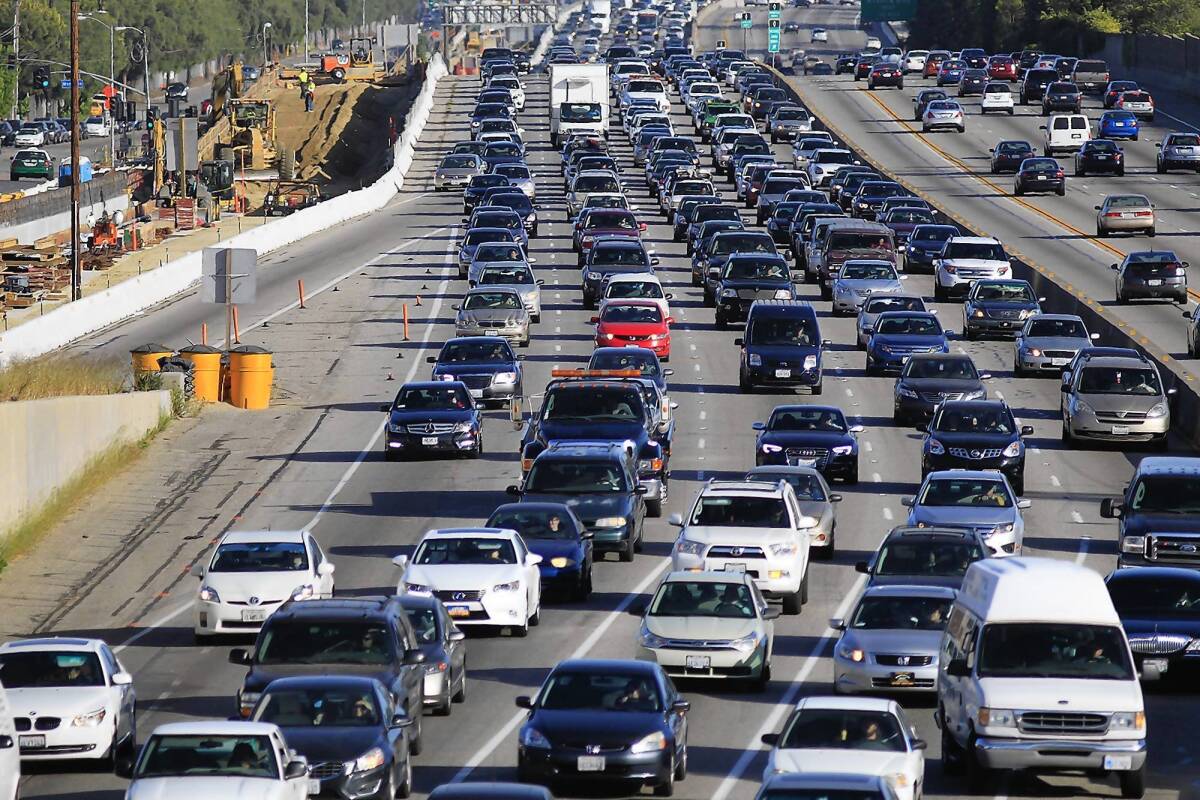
[11, 0, 19, 119]
[116, 26, 150, 121]
[304, 0, 309, 65]
[69, 0, 81, 301]
[262, 21, 272, 67]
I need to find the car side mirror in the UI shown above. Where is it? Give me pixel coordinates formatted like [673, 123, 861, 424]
[671, 699, 691, 714]
[515, 695, 534, 709]
[946, 658, 970, 677]
[855, 560, 870, 574]
[112, 671, 134, 686]
[1038, 125, 1046, 130]
[763, 606, 782, 620]
[667, 512, 685, 527]
[404, 649, 427, 666]
[1017, 499, 1032, 509]
[506, 484, 522, 496]
[850, 424, 864, 433]
[451, 304, 460, 311]
[379, 403, 392, 413]
[829, 617, 846, 630]
[636, 485, 649, 495]
[392, 554, 409, 569]
[390, 713, 415, 729]
[752, 421, 766, 430]
[761, 732, 781, 747]
[228, 648, 252, 666]
[526, 553, 543, 566]
[916, 423, 927, 432]
[590, 316, 600, 323]
[190, 562, 205, 578]
[284, 759, 308, 780]
[426, 356, 438, 364]
[980, 373, 992, 381]
[1094, 205, 1101, 210]
[901, 496, 914, 507]
[913, 738, 928, 751]
[115, 753, 136, 779]
[1100, 498, 1123, 518]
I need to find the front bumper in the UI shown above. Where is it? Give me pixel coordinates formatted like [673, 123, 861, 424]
[435, 173, 474, 189]
[14, 719, 117, 760]
[384, 430, 479, 454]
[638, 643, 766, 680]
[965, 315, 1030, 336]
[519, 745, 671, 785]
[311, 762, 391, 799]
[743, 363, 822, 388]
[1068, 410, 1169, 442]
[833, 653, 938, 693]
[1018, 349, 1078, 371]
[973, 736, 1146, 772]
[672, 552, 803, 594]
[436, 588, 527, 627]
[195, 598, 287, 636]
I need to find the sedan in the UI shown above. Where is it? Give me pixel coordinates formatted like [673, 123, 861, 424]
[1113, 250, 1188, 303]
[398, 593, 467, 714]
[428, 336, 524, 404]
[1014, 313, 1099, 377]
[893, 353, 990, 425]
[856, 293, 928, 347]
[379, 382, 483, 460]
[962, 279, 1042, 340]
[988, 140, 1034, 173]
[866, 311, 951, 375]
[1096, 194, 1155, 237]
[1013, 157, 1065, 196]
[902, 470, 1030, 556]
[920, 100, 965, 133]
[756, 773, 901, 800]
[9, 148, 53, 181]
[746, 465, 841, 557]
[956, 69, 988, 96]
[1041, 81, 1082, 114]
[935, 60, 966, 86]
[1099, 110, 1139, 141]
[811, 28, 828, 42]
[753, 404, 862, 483]
[1106, 567, 1200, 682]
[13, 125, 45, 147]
[435, 153, 487, 189]
[920, 400, 1032, 493]
[486, 503, 593, 600]
[1075, 139, 1125, 176]
[516, 659, 689, 795]
[867, 63, 903, 90]
[901, 225, 957, 273]
[592, 300, 672, 360]
[831, 260, 907, 315]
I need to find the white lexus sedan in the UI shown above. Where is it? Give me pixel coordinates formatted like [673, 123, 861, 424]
[394, 527, 542, 637]
[192, 530, 335, 641]
[0, 637, 136, 765]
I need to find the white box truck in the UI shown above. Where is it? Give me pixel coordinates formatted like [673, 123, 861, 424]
[549, 63, 610, 146]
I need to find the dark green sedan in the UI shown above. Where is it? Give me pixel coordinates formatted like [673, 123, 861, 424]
[10, 149, 52, 181]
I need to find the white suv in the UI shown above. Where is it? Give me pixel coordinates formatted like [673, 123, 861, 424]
[668, 480, 814, 615]
[933, 236, 1013, 301]
[1042, 113, 1091, 156]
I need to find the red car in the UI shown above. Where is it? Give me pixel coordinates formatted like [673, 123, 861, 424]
[573, 208, 646, 255]
[987, 56, 1018, 81]
[923, 53, 947, 79]
[592, 300, 673, 359]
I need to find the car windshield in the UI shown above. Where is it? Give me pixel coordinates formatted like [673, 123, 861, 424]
[479, 267, 535, 285]
[841, 263, 896, 281]
[829, 232, 891, 250]
[780, 709, 906, 752]
[463, 291, 522, 310]
[495, 165, 530, 179]
[602, 304, 662, 323]
[256, 622, 394, 665]
[476, 213, 520, 230]
[486, 143, 522, 157]
[852, 595, 952, 630]
[920, 478, 1012, 507]
[1128, 475, 1200, 514]
[1169, 134, 1200, 146]
[608, 281, 663, 299]
[697, 206, 742, 224]
[440, 341, 512, 363]
[539, 671, 662, 712]
[934, 405, 1015, 434]
[985, 83, 1010, 93]
[650, 580, 756, 618]
[776, 108, 808, 121]
[944, 242, 1006, 260]
[593, 247, 649, 267]
[1126, 251, 1180, 265]
[886, 209, 935, 224]
[211, 542, 308, 572]
[877, 315, 940, 336]
[526, 460, 628, 493]
[1078, 366, 1161, 396]
[769, 408, 847, 432]
[691, 495, 789, 527]
[586, 211, 637, 230]
[575, 175, 620, 193]
[393, 386, 471, 410]
[488, 508, 577, 540]
[468, 175, 508, 189]
[585, 196, 628, 211]
[912, 226, 955, 243]
[726, 259, 787, 280]
[749, 317, 816, 346]
[256, 687, 382, 728]
[1027, 318, 1086, 338]
[415, 536, 517, 565]
[905, 357, 976, 380]
[406, 608, 441, 644]
[876, 540, 983, 576]
[975, 284, 1034, 302]
[136, 734, 278, 779]
[978, 623, 1134, 680]
[0, 651, 105, 687]
[1023, 159, 1058, 172]
[561, 103, 602, 122]
[1105, 112, 1135, 123]
[463, 230, 513, 247]
[628, 80, 665, 93]
[543, 385, 643, 421]
[1109, 576, 1200, 616]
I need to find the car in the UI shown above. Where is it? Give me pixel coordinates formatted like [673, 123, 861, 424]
[767, 106, 814, 143]
[393, 592, 470, 715]
[921, 100, 965, 133]
[1075, 139, 1125, 176]
[428, 337, 525, 406]
[591, 300, 672, 360]
[848, 180, 908, 221]
[854, 56, 881, 81]
[957, 69, 988, 96]
[935, 59, 966, 86]
[836, 54, 859, 74]
[1156, 131, 1200, 173]
[588, 346, 673, 393]
[867, 62, 904, 90]
[12, 125, 45, 147]
[435, 153, 487, 190]
[1187, 307, 1200, 357]
[1112, 249, 1189, 305]
[1096, 194, 1156, 238]
[515, 659, 689, 795]
[713, 253, 793, 329]
[1115, 89, 1155, 120]
[811, 28, 828, 42]
[735, 299, 827, 393]
[1061, 354, 1173, 447]
[987, 55, 1018, 81]
[831, 260, 907, 315]
[191, 530, 335, 641]
[1042, 112, 1091, 156]
[807, 61, 834, 75]
[1014, 313, 1099, 376]
[1013, 156, 1065, 196]
[893, 353, 990, 425]
[583, 241, 660, 307]
[784, 20, 801, 32]
[865, 311, 951, 375]
[855, 293, 928, 348]
[482, 141, 525, 169]
[1099, 110, 1139, 141]
[8, 148, 52, 181]
[933, 235, 1012, 301]
[1105, 566, 1200, 685]
[379, 381, 483, 461]
[922, 397, 1032, 491]
[453, 288, 531, 348]
[118, 721, 312, 798]
[456, 226, 521, 278]
[912, 89, 948, 121]
[902, 49, 929, 74]
[962, 279, 1042, 340]
[668, 479, 814, 613]
[574, 208, 644, 256]
[987, 140, 1034, 174]
[879, 207, 936, 249]
[752, 404, 862, 483]
[395, 527, 542, 636]
[865, 35, 882, 49]
[250, 676, 415, 798]
[0, 638, 136, 765]
[474, 262, 542, 322]
[762, 696, 926, 796]
[974, 82, 1013, 115]
[486, 503, 593, 600]
[492, 163, 536, 199]
[1018, 67, 1058, 104]
[1100, 456, 1200, 569]
[1041, 81, 1082, 113]
[901, 224, 957, 274]
[756, 773, 900, 800]
[806, 149, 859, 188]
[463, 175, 513, 214]
[601, 272, 672, 319]
[745, 465, 841, 558]
[856, 525, 990, 589]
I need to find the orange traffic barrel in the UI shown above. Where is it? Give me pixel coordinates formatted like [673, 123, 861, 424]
[179, 344, 223, 402]
[130, 342, 174, 375]
[227, 345, 274, 410]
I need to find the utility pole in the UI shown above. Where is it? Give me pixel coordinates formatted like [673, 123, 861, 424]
[304, 0, 309, 65]
[11, 0, 19, 119]
[262, 21, 272, 67]
[69, 0, 81, 301]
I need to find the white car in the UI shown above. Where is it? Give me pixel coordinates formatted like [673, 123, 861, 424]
[669, 480, 814, 615]
[811, 28, 828, 43]
[790, 133, 836, 169]
[0, 678, 15, 800]
[488, 76, 526, 111]
[83, 116, 110, 137]
[980, 82, 1015, 115]
[921, 100, 966, 133]
[13, 126, 45, 147]
[934, 235, 1012, 301]
[865, 36, 883, 50]
[902, 50, 929, 74]
[620, 78, 671, 114]
[763, 696, 926, 800]
[1042, 112, 1091, 156]
[0, 637, 136, 764]
[601, 272, 672, 319]
[192, 530, 335, 641]
[122, 721, 312, 800]
[394, 527, 542, 636]
[806, 148, 857, 187]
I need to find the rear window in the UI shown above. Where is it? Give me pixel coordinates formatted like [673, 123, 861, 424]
[1075, 60, 1108, 73]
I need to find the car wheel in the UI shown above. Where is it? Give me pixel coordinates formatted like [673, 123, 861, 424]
[845, 464, 859, 484]
[512, 619, 529, 637]
[811, 380, 823, 396]
[529, 600, 540, 627]
[1120, 765, 1146, 799]
[1008, 108, 1014, 115]
[1117, 168, 1125, 176]
[674, 743, 688, 780]
[1076, 166, 1085, 177]
[619, 538, 635, 562]
[408, 712, 423, 755]
[1056, 184, 1066, 196]
[1061, 417, 1074, 444]
[396, 756, 412, 799]
[800, 569, 810, 604]
[1157, 161, 1166, 174]
[781, 590, 802, 615]
[1097, 226, 1107, 238]
[452, 667, 467, 703]
[940, 718, 964, 775]
[1014, 185, 1023, 196]
[1132, 134, 1139, 141]
[752, 661, 771, 693]
[1147, 227, 1156, 237]
[934, 282, 948, 302]
[654, 756, 676, 797]
[965, 734, 992, 792]
[1011, 474, 1025, 496]
[531, 313, 540, 324]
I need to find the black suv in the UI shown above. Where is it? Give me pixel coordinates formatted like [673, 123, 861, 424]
[736, 300, 827, 394]
[508, 441, 648, 562]
[229, 596, 428, 753]
[714, 254, 794, 329]
[961, 279, 1043, 339]
[920, 400, 1033, 494]
[855, 525, 990, 589]
[1019, 68, 1059, 104]
[1101, 456, 1200, 568]
[1042, 81, 1083, 114]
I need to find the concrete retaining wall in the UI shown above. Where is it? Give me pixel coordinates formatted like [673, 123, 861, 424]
[1092, 33, 1200, 105]
[0, 390, 172, 540]
[0, 171, 131, 246]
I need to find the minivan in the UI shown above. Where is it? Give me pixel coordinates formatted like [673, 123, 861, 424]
[938, 558, 1146, 797]
[735, 300, 828, 394]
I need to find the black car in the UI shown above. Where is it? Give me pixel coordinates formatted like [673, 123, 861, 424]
[753, 403, 860, 482]
[509, 442, 647, 562]
[588, 346, 672, 391]
[1107, 567, 1200, 682]
[715, 253, 793, 328]
[1112, 250, 1189, 304]
[1019, 68, 1058, 104]
[487, 502, 594, 599]
[379, 381, 484, 460]
[489, 191, 538, 236]
[867, 62, 903, 90]
[736, 300, 827, 394]
[808, 62, 834, 76]
[685, 203, 743, 255]
[766, 202, 804, 244]
[516, 659, 689, 795]
[920, 400, 1033, 494]
[893, 353, 990, 425]
[856, 525, 990, 589]
[1075, 139, 1125, 176]
[1042, 81, 1083, 114]
[397, 593, 467, 715]
[428, 337, 524, 405]
[672, 196, 722, 241]
[251, 675, 415, 799]
[851, 180, 908, 221]
[1013, 157, 1065, 196]
[464, 174, 513, 214]
[989, 140, 1035, 173]
[229, 597, 428, 752]
[853, 56, 880, 81]
[699, 230, 778, 302]
[835, 54, 858, 74]
[962, 279, 1042, 339]
[956, 69, 988, 96]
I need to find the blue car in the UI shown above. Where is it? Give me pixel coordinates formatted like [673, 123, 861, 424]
[1098, 110, 1139, 140]
[865, 311, 951, 375]
[903, 224, 958, 273]
[486, 502, 593, 599]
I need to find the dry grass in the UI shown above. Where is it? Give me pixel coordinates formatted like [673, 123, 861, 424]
[0, 355, 126, 402]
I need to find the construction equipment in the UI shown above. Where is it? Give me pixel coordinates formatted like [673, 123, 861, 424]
[263, 180, 322, 215]
[199, 159, 236, 208]
[318, 37, 380, 82]
[210, 62, 245, 120]
[88, 212, 122, 253]
[226, 98, 276, 171]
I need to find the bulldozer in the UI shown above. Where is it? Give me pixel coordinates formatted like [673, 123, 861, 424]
[210, 62, 245, 120]
[226, 98, 277, 172]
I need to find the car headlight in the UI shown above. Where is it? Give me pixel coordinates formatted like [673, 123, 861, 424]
[721, 288, 737, 298]
[898, 387, 918, 398]
[493, 372, 518, 383]
[639, 458, 664, 472]
[1026, 347, 1043, 358]
[594, 516, 626, 528]
[639, 624, 669, 649]
[453, 421, 474, 434]
[630, 731, 667, 754]
[803, 355, 818, 371]
[1121, 535, 1146, 555]
[492, 580, 521, 592]
[199, 585, 221, 603]
[404, 582, 431, 594]
[425, 660, 449, 674]
[837, 645, 865, 662]
[927, 439, 945, 455]
[972, 309, 985, 318]
[439, 374, 455, 382]
[549, 556, 573, 568]
[1073, 399, 1094, 416]
[888, 773, 910, 790]
[761, 443, 783, 453]
[238, 691, 262, 714]
[1147, 402, 1168, 418]
[832, 444, 854, 456]
[675, 537, 706, 557]
[978, 708, 1017, 728]
[748, 353, 763, 366]
[878, 343, 894, 354]
[354, 746, 387, 773]
[71, 707, 107, 728]
[521, 726, 551, 749]
[1110, 711, 1145, 731]
[769, 541, 798, 558]
[1020, 309, 1035, 319]
[966, 389, 987, 400]
[586, 271, 601, 280]
[730, 630, 762, 654]
[1002, 441, 1023, 458]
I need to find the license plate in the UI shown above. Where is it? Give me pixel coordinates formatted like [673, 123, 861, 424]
[1143, 657, 1168, 678]
[625, 343, 641, 347]
[724, 562, 747, 573]
[484, 329, 499, 336]
[794, 458, 817, 467]
[889, 672, 916, 687]
[1121, 212, 1134, 219]
[1052, 358, 1069, 366]
[1104, 755, 1134, 771]
[241, 609, 268, 623]
[1112, 425, 1131, 435]
[422, 436, 439, 446]
[775, 368, 792, 378]
[1037, 175, 1047, 180]
[1072, 133, 1082, 138]
[307, 779, 322, 794]
[18, 735, 45, 748]
[577, 755, 606, 772]
[469, 389, 484, 398]
[447, 605, 470, 618]
[1148, 279, 1162, 286]
[686, 655, 711, 669]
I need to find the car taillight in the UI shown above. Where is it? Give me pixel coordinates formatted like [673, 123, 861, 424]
[1134, 210, 1153, 217]
[1104, 212, 1122, 217]
[1055, 170, 1064, 177]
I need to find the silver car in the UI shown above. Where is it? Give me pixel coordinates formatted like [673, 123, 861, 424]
[467, 241, 535, 287]
[768, 107, 814, 143]
[453, 287, 531, 346]
[856, 293, 928, 349]
[903, 470, 1029, 556]
[566, 170, 622, 218]
[1014, 313, 1098, 376]
[457, 227, 521, 279]
[474, 263, 543, 322]
[830, 585, 956, 694]
[831, 260, 907, 315]
[1061, 354, 1173, 448]
[492, 163, 536, 200]
[1095, 193, 1155, 237]
[435, 153, 487, 190]
[746, 466, 841, 558]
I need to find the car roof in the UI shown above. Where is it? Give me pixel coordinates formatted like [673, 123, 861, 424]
[1078, 355, 1154, 370]
[748, 465, 823, 478]
[861, 583, 958, 600]
[1130, 456, 1200, 476]
[662, 569, 755, 585]
[796, 695, 897, 712]
[1028, 312, 1083, 322]
[429, 784, 553, 800]
[924, 469, 1008, 482]
[883, 524, 979, 541]
[553, 658, 660, 674]
[149, 721, 281, 736]
[0, 637, 105, 653]
[959, 556, 1119, 625]
[702, 479, 787, 497]
[220, 530, 306, 545]
[426, 527, 519, 540]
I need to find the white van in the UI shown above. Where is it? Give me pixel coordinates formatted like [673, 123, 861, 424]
[937, 558, 1146, 798]
[0, 676, 18, 800]
[1042, 113, 1091, 156]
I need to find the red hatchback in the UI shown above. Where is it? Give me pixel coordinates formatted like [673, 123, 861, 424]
[592, 300, 673, 359]
[987, 56, 1018, 81]
[923, 53, 947, 78]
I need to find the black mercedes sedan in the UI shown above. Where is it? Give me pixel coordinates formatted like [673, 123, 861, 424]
[516, 659, 689, 795]
[1106, 567, 1200, 682]
[989, 140, 1035, 174]
[753, 404, 862, 483]
[1075, 139, 1125, 176]
[380, 381, 484, 460]
[920, 400, 1033, 494]
[1013, 157, 1065, 196]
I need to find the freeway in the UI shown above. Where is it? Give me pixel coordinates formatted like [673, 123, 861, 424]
[706, 0, 1200, 388]
[6, 12, 1199, 800]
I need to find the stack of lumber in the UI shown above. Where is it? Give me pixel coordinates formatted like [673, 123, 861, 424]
[0, 238, 70, 308]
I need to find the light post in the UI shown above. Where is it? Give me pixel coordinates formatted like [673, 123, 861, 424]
[78, 10, 115, 164]
[115, 25, 149, 122]
[262, 21, 272, 68]
[304, 0, 309, 65]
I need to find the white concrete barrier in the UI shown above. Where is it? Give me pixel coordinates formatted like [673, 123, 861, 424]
[0, 53, 450, 367]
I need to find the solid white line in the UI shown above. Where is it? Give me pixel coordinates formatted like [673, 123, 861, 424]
[1076, 536, 1092, 566]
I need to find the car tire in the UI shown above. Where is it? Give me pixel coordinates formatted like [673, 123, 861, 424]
[1097, 226, 1106, 238]
[1008, 108, 1014, 115]
[934, 282, 948, 302]
[1157, 161, 1166, 174]
[529, 601, 540, 627]
[1012, 474, 1025, 496]
[512, 619, 529, 637]
[1014, 185, 1023, 196]
[800, 570, 809, 604]
[1061, 417, 1074, 444]
[845, 464, 859, 484]
[374, 766, 396, 800]
[1120, 765, 1146, 799]
[1117, 168, 1125, 176]
[1147, 227, 1156, 237]
[408, 713, 423, 755]
[674, 743, 688, 780]
[965, 734, 991, 792]
[811, 380, 823, 396]
[1076, 166, 1085, 177]
[940, 719, 964, 775]
[453, 667, 467, 703]
[619, 538, 635, 562]
[654, 756, 676, 797]
[781, 590, 801, 615]
[1056, 185, 1066, 196]
[531, 313, 540, 324]
[752, 661, 771, 693]
[396, 757, 412, 799]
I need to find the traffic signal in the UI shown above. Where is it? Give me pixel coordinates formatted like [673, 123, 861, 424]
[34, 66, 50, 88]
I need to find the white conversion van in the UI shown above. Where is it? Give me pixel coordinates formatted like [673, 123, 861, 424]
[0, 675, 18, 800]
[937, 557, 1146, 798]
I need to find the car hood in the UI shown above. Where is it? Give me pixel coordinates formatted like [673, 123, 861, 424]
[277, 726, 381, 763]
[1121, 513, 1200, 537]
[900, 377, 985, 394]
[538, 419, 647, 446]
[926, 431, 1018, 449]
[519, 493, 631, 523]
[1022, 335, 1089, 351]
[872, 333, 946, 350]
[245, 665, 398, 694]
[128, 776, 290, 800]
[908, 239, 948, 251]
[841, 627, 943, 655]
[457, 309, 526, 327]
[681, 525, 799, 545]
[1077, 393, 1160, 413]
[5, 686, 114, 717]
[744, 343, 819, 362]
[976, 677, 1142, 713]
[941, 258, 1006, 270]
[909, 505, 1016, 528]
[645, 615, 759, 641]
[433, 362, 516, 377]
[532, 709, 663, 744]
[406, 563, 526, 591]
[202, 571, 311, 604]
[439, 167, 481, 176]
[759, 430, 854, 449]
[769, 748, 910, 777]
[388, 409, 474, 426]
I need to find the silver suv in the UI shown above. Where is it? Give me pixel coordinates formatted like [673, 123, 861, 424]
[933, 236, 1012, 301]
[1060, 354, 1174, 448]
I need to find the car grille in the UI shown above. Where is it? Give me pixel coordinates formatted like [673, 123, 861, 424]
[1128, 633, 1192, 655]
[947, 447, 1003, 459]
[660, 638, 739, 650]
[457, 375, 494, 390]
[920, 391, 964, 403]
[1147, 534, 1200, 564]
[736, 289, 780, 300]
[13, 717, 60, 731]
[406, 422, 457, 434]
[706, 545, 767, 559]
[559, 741, 629, 753]
[987, 309, 1023, 319]
[1043, 349, 1076, 359]
[227, 598, 284, 606]
[785, 447, 829, 467]
[1094, 410, 1148, 422]
[1018, 711, 1109, 735]
[611, 334, 649, 343]
[876, 654, 933, 667]
[954, 268, 995, 278]
[309, 761, 348, 780]
[434, 589, 485, 602]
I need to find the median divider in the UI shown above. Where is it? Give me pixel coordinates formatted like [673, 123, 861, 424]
[532, 2, 584, 67]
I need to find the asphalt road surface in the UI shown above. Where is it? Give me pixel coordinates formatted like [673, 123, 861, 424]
[10, 11, 1200, 800]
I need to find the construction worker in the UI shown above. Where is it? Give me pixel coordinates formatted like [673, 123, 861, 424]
[304, 87, 315, 113]
[298, 69, 309, 99]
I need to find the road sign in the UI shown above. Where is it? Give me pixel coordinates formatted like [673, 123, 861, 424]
[861, 0, 917, 22]
[202, 247, 258, 305]
[740, 11, 752, 28]
[716, 39, 727, 49]
[768, 1, 782, 19]
[768, 30, 781, 53]
[59, 79, 84, 89]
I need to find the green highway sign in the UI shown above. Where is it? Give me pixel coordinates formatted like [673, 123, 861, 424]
[860, 0, 917, 22]
[768, 1, 781, 19]
[768, 31, 780, 52]
[740, 13, 753, 29]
